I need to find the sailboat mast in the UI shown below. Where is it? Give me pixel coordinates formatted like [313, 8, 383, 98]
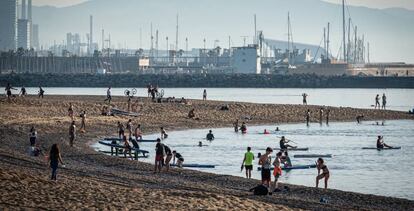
[342, 0, 346, 62]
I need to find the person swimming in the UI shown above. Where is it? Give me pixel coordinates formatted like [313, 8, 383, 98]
[279, 136, 296, 150]
[316, 158, 330, 189]
[263, 129, 270, 134]
[275, 127, 280, 132]
[206, 130, 215, 141]
[376, 136, 392, 149]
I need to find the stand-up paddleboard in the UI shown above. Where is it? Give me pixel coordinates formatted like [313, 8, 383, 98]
[103, 137, 158, 143]
[294, 154, 332, 158]
[257, 164, 316, 171]
[361, 147, 401, 150]
[171, 164, 215, 168]
[98, 141, 149, 154]
[259, 147, 309, 151]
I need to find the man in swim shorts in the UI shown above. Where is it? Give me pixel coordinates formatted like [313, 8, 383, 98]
[259, 147, 273, 191]
[154, 138, 165, 173]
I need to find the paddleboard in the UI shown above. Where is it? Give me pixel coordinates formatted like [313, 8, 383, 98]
[361, 147, 401, 150]
[257, 164, 316, 171]
[171, 164, 215, 168]
[294, 154, 332, 158]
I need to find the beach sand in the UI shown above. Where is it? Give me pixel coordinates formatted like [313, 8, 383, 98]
[1, 95, 413, 210]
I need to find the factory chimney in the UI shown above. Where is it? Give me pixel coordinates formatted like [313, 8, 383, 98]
[28, 0, 32, 21]
[22, 0, 27, 19]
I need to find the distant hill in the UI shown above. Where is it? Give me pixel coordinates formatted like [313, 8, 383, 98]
[32, 0, 414, 63]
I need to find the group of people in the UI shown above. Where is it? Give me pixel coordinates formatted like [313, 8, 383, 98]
[375, 93, 387, 110]
[305, 108, 331, 126]
[233, 120, 247, 133]
[154, 138, 184, 173]
[4, 83, 44, 101]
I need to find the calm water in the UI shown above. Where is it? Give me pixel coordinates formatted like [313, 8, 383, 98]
[93, 120, 414, 200]
[2, 87, 413, 111]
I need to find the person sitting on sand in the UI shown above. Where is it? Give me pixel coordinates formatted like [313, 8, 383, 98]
[188, 108, 195, 119]
[68, 103, 74, 120]
[206, 130, 215, 141]
[122, 136, 133, 159]
[356, 115, 364, 124]
[241, 147, 254, 179]
[31, 143, 42, 157]
[279, 136, 296, 150]
[316, 158, 330, 189]
[240, 122, 247, 134]
[38, 86, 45, 98]
[281, 151, 292, 167]
[160, 127, 168, 140]
[118, 122, 125, 139]
[80, 110, 86, 132]
[173, 150, 184, 168]
[164, 145, 173, 172]
[376, 136, 392, 149]
[69, 121, 76, 147]
[29, 126, 37, 147]
[101, 105, 109, 116]
[233, 119, 239, 132]
[259, 147, 273, 191]
[49, 144, 65, 181]
[134, 124, 142, 141]
[154, 138, 165, 173]
[272, 152, 283, 192]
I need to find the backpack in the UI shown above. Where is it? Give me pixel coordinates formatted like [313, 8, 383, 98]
[250, 185, 268, 196]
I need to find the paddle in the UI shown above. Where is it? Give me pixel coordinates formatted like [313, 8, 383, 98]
[276, 136, 298, 144]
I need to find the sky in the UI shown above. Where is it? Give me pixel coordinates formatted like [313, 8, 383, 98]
[32, 0, 414, 10]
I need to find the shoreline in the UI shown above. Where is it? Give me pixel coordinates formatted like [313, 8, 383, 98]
[1, 95, 413, 210]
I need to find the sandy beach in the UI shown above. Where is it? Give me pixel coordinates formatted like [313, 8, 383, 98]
[1, 95, 413, 210]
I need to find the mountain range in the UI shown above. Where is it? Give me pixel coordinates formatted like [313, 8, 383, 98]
[31, 0, 414, 63]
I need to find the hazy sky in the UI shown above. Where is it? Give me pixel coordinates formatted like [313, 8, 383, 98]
[32, 0, 414, 10]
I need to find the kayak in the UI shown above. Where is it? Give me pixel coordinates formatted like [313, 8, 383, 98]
[294, 154, 332, 158]
[257, 164, 316, 171]
[361, 147, 401, 150]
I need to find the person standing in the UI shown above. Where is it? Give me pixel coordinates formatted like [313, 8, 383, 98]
[38, 86, 45, 98]
[206, 130, 215, 141]
[203, 89, 207, 101]
[5, 83, 17, 102]
[117, 121, 125, 139]
[104, 87, 112, 104]
[49, 144, 65, 181]
[160, 127, 168, 140]
[68, 103, 74, 121]
[154, 138, 165, 173]
[272, 152, 283, 191]
[134, 124, 142, 141]
[69, 121, 76, 147]
[241, 147, 254, 178]
[164, 145, 173, 172]
[29, 126, 37, 146]
[240, 122, 247, 134]
[126, 119, 133, 139]
[319, 108, 324, 125]
[302, 93, 308, 105]
[306, 109, 311, 127]
[375, 94, 380, 109]
[316, 158, 330, 189]
[80, 111, 86, 133]
[259, 147, 273, 192]
[326, 109, 330, 125]
[382, 93, 387, 110]
[233, 119, 239, 132]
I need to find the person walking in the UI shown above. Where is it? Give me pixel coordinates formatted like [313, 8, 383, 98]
[49, 144, 65, 181]
[104, 87, 112, 104]
[80, 110, 86, 133]
[38, 86, 45, 98]
[319, 108, 324, 125]
[306, 109, 311, 127]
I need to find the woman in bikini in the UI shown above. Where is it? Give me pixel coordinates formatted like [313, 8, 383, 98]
[316, 157, 330, 189]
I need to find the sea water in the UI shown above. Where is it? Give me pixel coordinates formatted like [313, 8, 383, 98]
[2, 87, 413, 111]
[93, 120, 414, 200]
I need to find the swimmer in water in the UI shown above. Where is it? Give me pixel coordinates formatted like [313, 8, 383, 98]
[206, 130, 215, 141]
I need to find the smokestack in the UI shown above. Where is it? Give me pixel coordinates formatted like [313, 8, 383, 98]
[22, 0, 27, 19]
[28, 0, 32, 21]
[89, 15, 93, 54]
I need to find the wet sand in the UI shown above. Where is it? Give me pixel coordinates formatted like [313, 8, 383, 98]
[1, 95, 413, 210]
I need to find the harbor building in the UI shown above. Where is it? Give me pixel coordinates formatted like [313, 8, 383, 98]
[231, 45, 261, 74]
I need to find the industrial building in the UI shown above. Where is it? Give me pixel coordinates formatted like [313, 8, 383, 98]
[0, 0, 17, 51]
[231, 45, 261, 74]
[17, 19, 30, 49]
